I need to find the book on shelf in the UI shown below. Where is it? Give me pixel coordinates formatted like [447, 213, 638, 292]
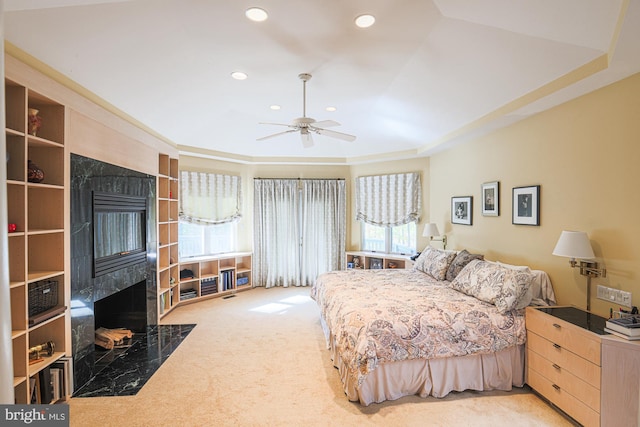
[606, 316, 640, 337]
[604, 327, 640, 340]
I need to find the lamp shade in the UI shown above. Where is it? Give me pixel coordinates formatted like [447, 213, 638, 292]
[423, 223, 440, 238]
[552, 231, 595, 259]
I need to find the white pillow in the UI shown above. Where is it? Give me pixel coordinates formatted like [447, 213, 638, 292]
[450, 260, 534, 313]
[494, 261, 556, 306]
[413, 246, 458, 281]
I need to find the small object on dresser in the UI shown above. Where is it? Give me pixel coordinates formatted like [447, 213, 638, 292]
[605, 315, 640, 339]
[347, 262, 354, 269]
[387, 261, 397, 269]
[8, 223, 17, 232]
[353, 256, 360, 268]
[27, 160, 45, 183]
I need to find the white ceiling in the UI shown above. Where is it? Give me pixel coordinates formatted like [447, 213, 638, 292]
[4, 0, 640, 164]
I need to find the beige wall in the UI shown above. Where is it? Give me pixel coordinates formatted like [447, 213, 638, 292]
[430, 72, 640, 318]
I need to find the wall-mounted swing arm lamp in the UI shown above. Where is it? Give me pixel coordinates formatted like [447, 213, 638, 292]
[423, 223, 447, 250]
[552, 230, 606, 311]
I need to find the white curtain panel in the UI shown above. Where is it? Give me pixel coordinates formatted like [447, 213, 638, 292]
[300, 180, 346, 286]
[253, 179, 300, 288]
[254, 179, 346, 288]
[180, 171, 242, 224]
[355, 172, 421, 226]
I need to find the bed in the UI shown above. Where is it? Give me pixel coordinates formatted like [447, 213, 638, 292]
[310, 247, 556, 406]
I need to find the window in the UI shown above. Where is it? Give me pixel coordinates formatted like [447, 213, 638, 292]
[179, 171, 241, 258]
[178, 222, 237, 258]
[356, 172, 421, 255]
[362, 221, 417, 254]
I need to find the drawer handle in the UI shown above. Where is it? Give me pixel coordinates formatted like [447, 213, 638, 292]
[552, 364, 561, 370]
[553, 343, 562, 350]
[552, 384, 561, 391]
[552, 323, 561, 329]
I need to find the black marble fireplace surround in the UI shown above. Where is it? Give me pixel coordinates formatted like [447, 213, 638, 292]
[70, 154, 158, 393]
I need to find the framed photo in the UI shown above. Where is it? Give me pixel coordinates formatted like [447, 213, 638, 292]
[451, 196, 473, 225]
[512, 185, 540, 226]
[481, 181, 499, 216]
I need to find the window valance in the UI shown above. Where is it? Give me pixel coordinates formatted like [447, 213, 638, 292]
[355, 172, 421, 226]
[179, 171, 242, 225]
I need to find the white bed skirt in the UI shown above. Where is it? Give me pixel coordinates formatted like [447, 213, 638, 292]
[320, 316, 525, 406]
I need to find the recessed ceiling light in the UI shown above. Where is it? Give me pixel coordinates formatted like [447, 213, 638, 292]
[270, 105, 281, 110]
[231, 71, 248, 80]
[325, 106, 337, 112]
[246, 7, 268, 22]
[355, 14, 375, 28]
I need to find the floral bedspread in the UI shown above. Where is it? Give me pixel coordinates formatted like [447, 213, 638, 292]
[310, 268, 527, 389]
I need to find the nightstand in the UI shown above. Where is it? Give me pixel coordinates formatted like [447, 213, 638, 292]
[525, 306, 607, 427]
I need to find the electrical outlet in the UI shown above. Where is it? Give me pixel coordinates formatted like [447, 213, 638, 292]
[597, 285, 608, 300]
[619, 290, 632, 308]
[596, 284, 633, 307]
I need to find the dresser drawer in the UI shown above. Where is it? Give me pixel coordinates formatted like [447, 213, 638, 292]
[528, 344, 600, 411]
[526, 307, 601, 365]
[527, 331, 600, 389]
[528, 368, 600, 427]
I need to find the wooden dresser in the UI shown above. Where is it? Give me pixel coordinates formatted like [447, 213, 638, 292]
[526, 306, 608, 427]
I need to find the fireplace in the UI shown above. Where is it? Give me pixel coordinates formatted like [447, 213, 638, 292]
[70, 154, 157, 393]
[94, 280, 148, 333]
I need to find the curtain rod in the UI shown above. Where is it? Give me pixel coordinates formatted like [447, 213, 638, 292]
[254, 177, 345, 181]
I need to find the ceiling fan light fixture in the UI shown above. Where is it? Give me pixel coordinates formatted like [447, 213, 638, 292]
[270, 105, 281, 110]
[325, 106, 337, 112]
[355, 14, 376, 28]
[245, 7, 268, 22]
[231, 71, 248, 80]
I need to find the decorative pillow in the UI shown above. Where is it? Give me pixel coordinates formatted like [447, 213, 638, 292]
[445, 249, 484, 281]
[413, 246, 458, 281]
[494, 262, 556, 307]
[450, 260, 534, 313]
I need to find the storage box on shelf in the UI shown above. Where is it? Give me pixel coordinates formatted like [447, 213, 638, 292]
[5, 78, 70, 404]
[345, 251, 414, 270]
[157, 153, 180, 318]
[176, 253, 253, 305]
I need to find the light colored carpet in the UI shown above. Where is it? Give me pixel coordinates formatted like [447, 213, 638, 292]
[69, 287, 573, 426]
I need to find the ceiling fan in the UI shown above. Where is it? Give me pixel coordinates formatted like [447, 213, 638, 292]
[257, 73, 357, 148]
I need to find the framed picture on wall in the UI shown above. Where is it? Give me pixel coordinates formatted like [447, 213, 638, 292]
[512, 185, 540, 226]
[481, 181, 499, 216]
[451, 196, 473, 225]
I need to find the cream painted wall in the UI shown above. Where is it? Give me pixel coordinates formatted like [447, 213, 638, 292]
[430, 72, 640, 318]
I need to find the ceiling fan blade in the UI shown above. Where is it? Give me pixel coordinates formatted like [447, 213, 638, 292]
[312, 120, 340, 128]
[257, 129, 298, 141]
[301, 131, 314, 148]
[259, 122, 294, 127]
[312, 127, 356, 142]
